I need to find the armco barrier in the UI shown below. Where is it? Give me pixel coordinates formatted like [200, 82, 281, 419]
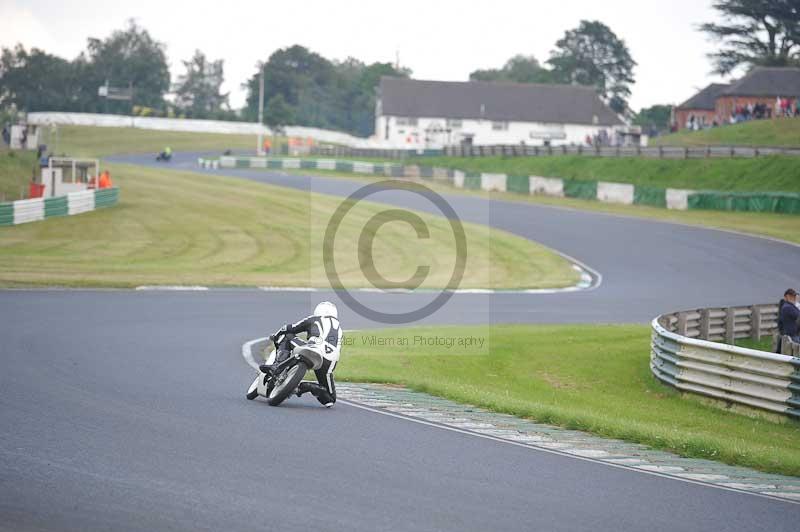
[0, 188, 119, 227]
[651, 303, 800, 419]
[209, 156, 800, 215]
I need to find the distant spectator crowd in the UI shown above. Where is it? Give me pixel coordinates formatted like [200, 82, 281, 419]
[728, 97, 799, 124]
[680, 97, 799, 132]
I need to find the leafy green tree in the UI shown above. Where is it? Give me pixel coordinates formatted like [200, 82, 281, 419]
[701, 0, 800, 74]
[244, 45, 410, 136]
[174, 50, 229, 118]
[633, 104, 673, 132]
[243, 45, 334, 120]
[470, 55, 554, 84]
[264, 94, 293, 133]
[547, 20, 636, 113]
[85, 19, 170, 112]
[0, 45, 86, 112]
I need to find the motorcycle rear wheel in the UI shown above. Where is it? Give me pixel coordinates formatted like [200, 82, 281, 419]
[267, 362, 307, 406]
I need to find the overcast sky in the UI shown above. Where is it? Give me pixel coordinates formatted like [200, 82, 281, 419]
[2, 0, 733, 113]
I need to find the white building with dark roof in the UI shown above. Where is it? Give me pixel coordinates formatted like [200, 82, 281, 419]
[375, 77, 626, 148]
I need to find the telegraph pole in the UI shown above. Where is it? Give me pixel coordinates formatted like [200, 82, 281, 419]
[257, 63, 265, 155]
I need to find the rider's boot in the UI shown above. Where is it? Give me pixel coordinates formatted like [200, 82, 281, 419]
[296, 381, 314, 397]
[296, 382, 335, 408]
[259, 349, 291, 374]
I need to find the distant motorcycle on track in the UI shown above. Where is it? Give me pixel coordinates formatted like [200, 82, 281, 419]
[155, 151, 172, 162]
[246, 332, 324, 406]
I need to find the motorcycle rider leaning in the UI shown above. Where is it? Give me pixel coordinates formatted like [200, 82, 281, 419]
[260, 301, 342, 408]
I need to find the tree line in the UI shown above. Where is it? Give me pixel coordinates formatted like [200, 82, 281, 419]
[1, 1, 797, 136]
[0, 20, 407, 136]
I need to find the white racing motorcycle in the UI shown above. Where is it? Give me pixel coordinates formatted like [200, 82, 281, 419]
[246, 333, 325, 406]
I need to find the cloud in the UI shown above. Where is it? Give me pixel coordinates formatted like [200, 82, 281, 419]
[0, 2, 60, 52]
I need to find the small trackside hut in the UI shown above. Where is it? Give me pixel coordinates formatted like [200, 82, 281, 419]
[32, 157, 101, 198]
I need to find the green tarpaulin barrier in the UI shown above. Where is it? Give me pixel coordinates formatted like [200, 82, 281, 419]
[335, 161, 354, 172]
[95, 188, 119, 208]
[506, 175, 530, 195]
[44, 196, 68, 217]
[634, 185, 667, 208]
[235, 158, 249, 168]
[0, 203, 12, 226]
[463, 173, 481, 190]
[267, 159, 283, 169]
[688, 191, 800, 214]
[300, 160, 317, 169]
[776, 195, 800, 214]
[563, 179, 597, 200]
[419, 166, 434, 179]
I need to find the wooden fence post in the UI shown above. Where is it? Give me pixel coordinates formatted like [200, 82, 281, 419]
[677, 312, 688, 336]
[725, 307, 735, 344]
[699, 308, 710, 340]
[750, 305, 762, 341]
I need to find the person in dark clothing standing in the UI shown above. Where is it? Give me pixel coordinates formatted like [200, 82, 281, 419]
[777, 288, 800, 352]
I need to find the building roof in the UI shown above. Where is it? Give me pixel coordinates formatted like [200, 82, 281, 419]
[723, 67, 800, 97]
[378, 77, 624, 126]
[676, 83, 729, 110]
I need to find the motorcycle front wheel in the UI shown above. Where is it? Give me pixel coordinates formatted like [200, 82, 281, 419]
[246, 374, 262, 400]
[267, 361, 307, 406]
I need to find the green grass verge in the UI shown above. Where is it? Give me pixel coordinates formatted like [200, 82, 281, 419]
[0, 149, 38, 202]
[414, 154, 800, 193]
[655, 117, 800, 147]
[0, 163, 577, 289]
[735, 336, 775, 352]
[40, 125, 271, 158]
[337, 324, 800, 476]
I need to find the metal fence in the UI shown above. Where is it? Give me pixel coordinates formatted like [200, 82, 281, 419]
[651, 303, 800, 419]
[310, 144, 800, 160]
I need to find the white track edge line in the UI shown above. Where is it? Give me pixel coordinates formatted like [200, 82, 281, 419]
[240, 337, 797, 504]
[337, 398, 799, 506]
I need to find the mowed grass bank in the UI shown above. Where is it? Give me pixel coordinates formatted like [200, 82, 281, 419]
[0, 149, 38, 202]
[0, 164, 577, 289]
[417, 154, 800, 193]
[655, 117, 800, 147]
[338, 324, 800, 476]
[41, 124, 265, 158]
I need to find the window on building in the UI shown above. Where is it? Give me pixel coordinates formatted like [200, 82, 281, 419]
[492, 121, 509, 131]
[447, 119, 462, 128]
[396, 117, 418, 126]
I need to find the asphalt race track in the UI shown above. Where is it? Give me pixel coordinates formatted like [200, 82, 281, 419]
[1, 152, 799, 531]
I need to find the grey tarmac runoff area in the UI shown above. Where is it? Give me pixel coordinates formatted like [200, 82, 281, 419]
[0, 152, 799, 531]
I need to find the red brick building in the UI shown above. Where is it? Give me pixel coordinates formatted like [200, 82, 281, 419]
[673, 67, 800, 130]
[715, 67, 800, 120]
[673, 83, 728, 130]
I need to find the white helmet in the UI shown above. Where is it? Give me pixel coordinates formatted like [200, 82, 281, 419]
[314, 301, 338, 318]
